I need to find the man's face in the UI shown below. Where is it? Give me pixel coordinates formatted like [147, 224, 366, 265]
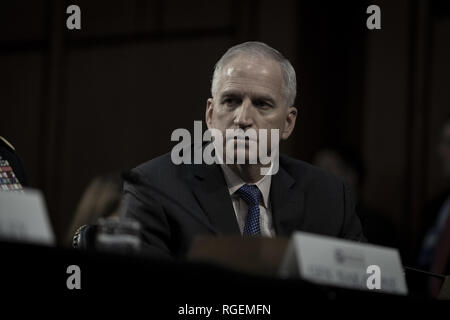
[205, 54, 297, 162]
[438, 121, 450, 177]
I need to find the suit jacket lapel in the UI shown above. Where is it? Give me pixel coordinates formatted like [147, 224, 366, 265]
[191, 163, 241, 235]
[270, 165, 305, 236]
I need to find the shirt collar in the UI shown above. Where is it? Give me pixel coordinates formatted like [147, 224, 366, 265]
[220, 163, 272, 208]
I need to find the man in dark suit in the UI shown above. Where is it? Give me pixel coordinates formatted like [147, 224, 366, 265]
[121, 42, 365, 259]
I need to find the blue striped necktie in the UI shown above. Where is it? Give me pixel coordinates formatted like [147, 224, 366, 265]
[236, 184, 262, 236]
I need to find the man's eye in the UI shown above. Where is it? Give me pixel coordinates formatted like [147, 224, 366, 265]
[223, 98, 240, 106]
[254, 100, 272, 108]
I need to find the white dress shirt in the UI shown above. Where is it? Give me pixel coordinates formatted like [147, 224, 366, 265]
[219, 164, 275, 237]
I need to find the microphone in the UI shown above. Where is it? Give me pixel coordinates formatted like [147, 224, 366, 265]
[403, 266, 446, 279]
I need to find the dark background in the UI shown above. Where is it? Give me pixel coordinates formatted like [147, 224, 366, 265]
[1, 0, 449, 263]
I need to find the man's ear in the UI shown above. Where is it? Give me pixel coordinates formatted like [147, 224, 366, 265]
[281, 106, 298, 140]
[205, 98, 214, 129]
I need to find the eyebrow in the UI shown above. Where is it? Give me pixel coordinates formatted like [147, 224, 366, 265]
[220, 90, 242, 99]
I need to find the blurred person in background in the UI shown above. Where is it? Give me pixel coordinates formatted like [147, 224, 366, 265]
[65, 172, 123, 246]
[417, 117, 450, 296]
[313, 146, 398, 247]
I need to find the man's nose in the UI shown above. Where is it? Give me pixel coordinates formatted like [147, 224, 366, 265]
[234, 99, 254, 129]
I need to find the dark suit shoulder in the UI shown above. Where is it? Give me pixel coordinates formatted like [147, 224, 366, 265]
[134, 152, 173, 173]
[131, 152, 183, 185]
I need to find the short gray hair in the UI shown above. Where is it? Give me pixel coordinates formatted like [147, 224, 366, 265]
[211, 41, 297, 106]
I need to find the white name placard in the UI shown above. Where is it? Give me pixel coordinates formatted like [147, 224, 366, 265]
[0, 189, 55, 245]
[279, 232, 408, 295]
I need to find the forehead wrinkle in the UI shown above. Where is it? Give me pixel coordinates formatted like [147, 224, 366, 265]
[219, 80, 279, 102]
[218, 72, 282, 97]
[222, 61, 281, 81]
